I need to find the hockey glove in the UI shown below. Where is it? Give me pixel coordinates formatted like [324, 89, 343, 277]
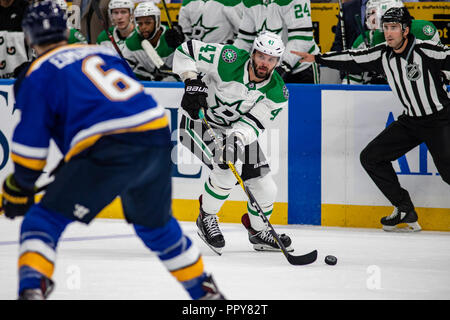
[181, 78, 208, 120]
[165, 25, 185, 49]
[275, 61, 292, 80]
[221, 132, 245, 165]
[1, 174, 35, 219]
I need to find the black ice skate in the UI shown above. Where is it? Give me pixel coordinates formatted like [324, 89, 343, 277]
[381, 207, 421, 232]
[196, 197, 225, 255]
[199, 274, 226, 300]
[18, 277, 54, 300]
[241, 213, 294, 252]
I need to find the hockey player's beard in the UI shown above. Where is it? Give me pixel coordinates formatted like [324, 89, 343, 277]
[251, 58, 273, 81]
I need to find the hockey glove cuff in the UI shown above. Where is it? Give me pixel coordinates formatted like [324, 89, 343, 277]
[1, 174, 35, 219]
[181, 78, 208, 120]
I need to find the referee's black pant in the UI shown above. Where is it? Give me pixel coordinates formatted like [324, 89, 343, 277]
[360, 108, 450, 211]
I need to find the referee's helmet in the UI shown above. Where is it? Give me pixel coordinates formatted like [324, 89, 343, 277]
[381, 7, 412, 32]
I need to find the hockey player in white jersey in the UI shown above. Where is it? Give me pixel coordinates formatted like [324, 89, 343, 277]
[173, 31, 293, 255]
[54, 0, 88, 44]
[96, 0, 135, 51]
[234, 0, 320, 83]
[121, 1, 184, 81]
[178, 0, 243, 44]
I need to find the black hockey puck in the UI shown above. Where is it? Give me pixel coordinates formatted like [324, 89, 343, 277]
[325, 255, 337, 265]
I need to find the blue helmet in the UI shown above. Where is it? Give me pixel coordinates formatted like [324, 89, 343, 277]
[22, 0, 68, 46]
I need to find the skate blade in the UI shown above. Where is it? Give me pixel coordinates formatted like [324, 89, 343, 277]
[382, 222, 422, 233]
[197, 230, 223, 256]
[253, 244, 294, 252]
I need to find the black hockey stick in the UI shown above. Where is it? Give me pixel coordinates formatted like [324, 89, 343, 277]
[355, 14, 369, 48]
[337, 0, 350, 84]
[160, 0, 173, 29]
[199, 109, 317, 266]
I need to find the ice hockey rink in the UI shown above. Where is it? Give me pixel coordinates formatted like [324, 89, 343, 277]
[0, 216, 449, 300]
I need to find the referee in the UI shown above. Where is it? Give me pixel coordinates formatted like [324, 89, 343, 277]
[291, 7, 450, 232]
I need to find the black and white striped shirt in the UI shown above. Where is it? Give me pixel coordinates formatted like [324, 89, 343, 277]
[317, 34, 450, 117]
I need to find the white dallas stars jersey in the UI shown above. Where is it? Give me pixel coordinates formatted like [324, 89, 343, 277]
[178, 0, 243, 44]
[173, 40, 288, 145]
[234, 0, 319, 74]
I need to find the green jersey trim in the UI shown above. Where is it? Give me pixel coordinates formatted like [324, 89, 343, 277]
[68, 28, 87, 44]
[243, 0, 293, 8]
[288, 35, 314, 42]
[217, 45, 249, 83]
[96, 27, 115, 44]
[258, 72, 288, 104]
[214, 0, 242, 6]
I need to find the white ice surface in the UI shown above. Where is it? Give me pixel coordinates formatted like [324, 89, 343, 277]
[0, 216, 449, 300]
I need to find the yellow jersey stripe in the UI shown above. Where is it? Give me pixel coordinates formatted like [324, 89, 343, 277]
[26, 43, 89, 77]
[64, 115, 169, 162]
[11, 153, 47, 171]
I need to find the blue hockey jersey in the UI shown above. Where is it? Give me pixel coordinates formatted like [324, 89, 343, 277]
[12, 44, 169, 188]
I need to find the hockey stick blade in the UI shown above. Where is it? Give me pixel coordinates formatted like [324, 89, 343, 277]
[265, 220, 317, 266]
[286, 249, 318, 266]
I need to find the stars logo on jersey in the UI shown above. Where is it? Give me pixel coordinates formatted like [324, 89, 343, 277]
[210, 96, 244, 126]
[422, 25, 435, 37]
[222, 48, 237, 63]
[257, 19, 283, 36]
[191, 16, 219, 41]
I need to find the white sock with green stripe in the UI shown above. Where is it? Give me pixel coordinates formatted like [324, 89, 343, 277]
[245, 174, 277, 231]
[201, 173, 234, 215]
[247, 203, 273, 231]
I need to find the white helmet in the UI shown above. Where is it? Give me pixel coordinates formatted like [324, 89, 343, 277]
[134, 1, 161, 18]
[366, 0, 403, 30]
[251, 31, 285, 58]
[54, 0, 67, 12]
[134, 1, 161, 38]
[108, 0, 134, 16]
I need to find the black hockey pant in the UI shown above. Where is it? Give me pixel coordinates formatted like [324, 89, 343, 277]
[359, 109, 450, 211]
